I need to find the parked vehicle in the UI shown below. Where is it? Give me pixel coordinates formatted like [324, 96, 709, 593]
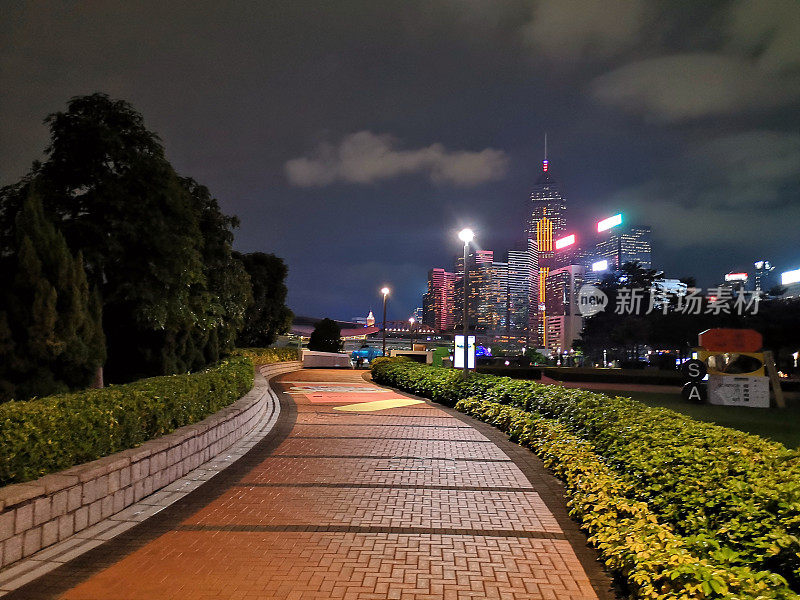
[350, 345, 384, 363]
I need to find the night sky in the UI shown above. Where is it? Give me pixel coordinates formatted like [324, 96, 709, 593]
[2, 1, 799, 321]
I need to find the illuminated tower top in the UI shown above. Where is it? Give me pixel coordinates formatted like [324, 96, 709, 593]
[525, 137, 567, 251]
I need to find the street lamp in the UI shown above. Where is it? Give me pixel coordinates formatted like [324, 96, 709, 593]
[458, 228, 474, 379]
[409, 317, 415, 349]
[381, 286, 390, 357]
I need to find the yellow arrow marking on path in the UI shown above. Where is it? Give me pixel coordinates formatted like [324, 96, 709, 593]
[333, 398, 425, 412]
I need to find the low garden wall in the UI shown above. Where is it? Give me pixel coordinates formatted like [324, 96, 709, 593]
[0, 359, 300, 570]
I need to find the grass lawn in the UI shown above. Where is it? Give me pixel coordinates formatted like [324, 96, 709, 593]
[599, 388, 800, 448]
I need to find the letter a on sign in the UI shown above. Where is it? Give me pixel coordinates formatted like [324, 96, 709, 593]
[682, 382, 707, 404]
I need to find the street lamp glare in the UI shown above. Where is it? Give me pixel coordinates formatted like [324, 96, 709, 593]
[381, 286, 390, 296]
[458, 228, 474, 243]
[409, 317, 415, 324]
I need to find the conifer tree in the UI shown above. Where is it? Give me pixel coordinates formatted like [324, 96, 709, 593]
[0, 191, 105, 400]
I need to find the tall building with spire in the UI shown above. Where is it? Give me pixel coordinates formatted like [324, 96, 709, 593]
[525, 136, 567, 346]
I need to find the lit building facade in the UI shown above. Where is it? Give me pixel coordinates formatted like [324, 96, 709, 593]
[422, 268, 456, 332]
[543, 265, 585, 353]
[525, 156, 566, 346]
[453, 250, 494, 333]
[594, 225, 652, 271]
[508, 241, 537, 344]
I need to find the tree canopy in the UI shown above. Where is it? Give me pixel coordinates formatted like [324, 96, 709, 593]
[235, 252, 293, 347]
[0, 190, 105, 400]
[0, 93, 291, 389]
[307, 318, 343, 353]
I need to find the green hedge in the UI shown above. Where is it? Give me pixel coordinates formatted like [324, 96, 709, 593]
[458, 399, 794, 600]
[232, 347, 300, 365]
[371, 359, 800, 597]
[0, 356, 259, 486]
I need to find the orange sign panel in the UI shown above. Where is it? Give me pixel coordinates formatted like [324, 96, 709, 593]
[698, 328, 762, 352]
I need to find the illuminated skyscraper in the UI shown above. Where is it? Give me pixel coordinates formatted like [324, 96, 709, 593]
[422, 268, 456, 332]
[594, 224, 652, 271]
[453, 250, 494, 333]
[525, 138, 566, 345]
[508, 241, 537, 344]
[544, 265, 585, 353]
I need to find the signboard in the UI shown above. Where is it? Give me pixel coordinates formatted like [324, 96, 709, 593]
[597, 214, 622, 232]
[555, 234, 576, 250]
[698, 350, 765, 377]
[454, 335, 475, 369]
[698, 328, 762, 352]
[680, 359, 707, 381]
[682, 381, 707, 404]
[707, 375, 770, 408]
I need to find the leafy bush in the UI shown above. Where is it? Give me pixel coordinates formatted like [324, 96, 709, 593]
[232, 347, 300, 365]
[458, 399, 795, 600]
[0, 356, 262, 485]
[371, 359, 800, 594]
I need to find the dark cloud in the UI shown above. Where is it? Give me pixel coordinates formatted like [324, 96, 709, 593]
[285, 131, 509, 187]
[522, 0, 648, 59]
[591, 53, 799, 121]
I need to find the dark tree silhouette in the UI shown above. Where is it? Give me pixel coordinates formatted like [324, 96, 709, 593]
[236, 252, 293, 347]
[307, 318, 343, 353]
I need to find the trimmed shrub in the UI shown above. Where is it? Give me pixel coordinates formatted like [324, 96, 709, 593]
[457, 399, 795, 600]
[232, 347, 300, 365]
[371, 359, 800, 594]
[1, 354, 265, 486]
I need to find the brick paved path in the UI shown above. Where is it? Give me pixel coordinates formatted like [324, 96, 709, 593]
[7, 369, 614, 599]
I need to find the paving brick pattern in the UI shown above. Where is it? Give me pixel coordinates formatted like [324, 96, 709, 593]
[241, 456, 532, 488]
[6, 369, 611, 599]
[185, 486, 563, 533]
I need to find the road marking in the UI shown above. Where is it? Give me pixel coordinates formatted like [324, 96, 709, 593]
[334, 398, 425, 412]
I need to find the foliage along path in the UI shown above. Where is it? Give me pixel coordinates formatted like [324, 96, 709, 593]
[8, 369, 614, 599]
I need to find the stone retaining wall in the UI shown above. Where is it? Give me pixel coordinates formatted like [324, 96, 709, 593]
[0, 361, 300, 569]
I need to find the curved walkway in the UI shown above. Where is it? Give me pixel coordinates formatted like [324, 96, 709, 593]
[4, 369, 615, 599]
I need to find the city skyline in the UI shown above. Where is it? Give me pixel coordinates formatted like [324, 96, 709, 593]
[1, 2, 798, 321]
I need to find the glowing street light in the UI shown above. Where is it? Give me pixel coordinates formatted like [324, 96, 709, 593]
[458, 228, 474, 379]
[408, 317, 415, 348]
[380, 286, 390, 357]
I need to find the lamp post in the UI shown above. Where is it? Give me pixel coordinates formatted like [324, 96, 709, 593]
[458, 228, 474, 379]
[408, 317, 415, 349]
[381, 286, 390, 357]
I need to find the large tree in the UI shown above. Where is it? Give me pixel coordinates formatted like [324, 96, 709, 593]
[0, 190, 105, 400]
[235, 252, 292, 347]
[307, 318, 343, 353]
[0, 94, 251, 382]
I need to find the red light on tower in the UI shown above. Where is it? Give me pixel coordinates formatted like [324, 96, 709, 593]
[542, 159, 548, 172]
